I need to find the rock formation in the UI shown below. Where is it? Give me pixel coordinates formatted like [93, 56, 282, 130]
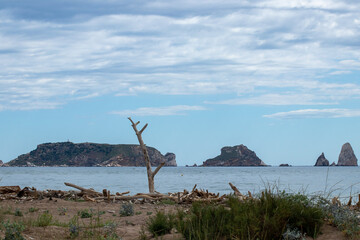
[7, 142, 177, 167]
[330, 162, 336, 166]
[337, 143, 358, 166]
[202, 144, 266, 166]
[279, 164, 291, 167]
[314, 153, 329, 166]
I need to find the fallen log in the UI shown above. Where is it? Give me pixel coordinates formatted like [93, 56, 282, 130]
[84, 195, 96, 202]
[0, 186, 21, 194]
[64, 182, 101, 196]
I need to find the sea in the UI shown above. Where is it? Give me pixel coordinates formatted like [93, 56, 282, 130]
[0, 166, 359, 201]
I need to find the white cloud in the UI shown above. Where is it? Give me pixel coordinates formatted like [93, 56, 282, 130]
[1, 1, 360, 110]
[264, 108, 360, 119]
[207, 93, 335, 106]
[110, 105, 207, 116]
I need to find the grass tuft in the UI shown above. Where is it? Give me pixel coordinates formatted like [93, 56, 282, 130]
[146, 211, 175, 237]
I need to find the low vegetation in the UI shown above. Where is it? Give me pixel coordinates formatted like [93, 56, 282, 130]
[119, 203, 134, 217]
[146, 211, 175, 237]
[145, 190, 360, 239]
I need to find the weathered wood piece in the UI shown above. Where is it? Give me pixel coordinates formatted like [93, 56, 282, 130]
[128, 117, 165, 193]
[64, 182, 101, 196]
[229, 182, 241, 196]
[0, 186, 21, 194]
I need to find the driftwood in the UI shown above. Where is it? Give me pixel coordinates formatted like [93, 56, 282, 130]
[229, 182, 241, 196]
[1, 183, 360, 211]
[0, 186, 21, 194]
[64, 182, 101, 197]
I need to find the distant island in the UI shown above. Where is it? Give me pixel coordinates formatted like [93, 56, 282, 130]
[202, 144, 267, 166]
[314, 142, 358, 166]
[5, 142, 177, 167]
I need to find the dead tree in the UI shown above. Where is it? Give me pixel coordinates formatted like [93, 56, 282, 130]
[128, 117, 165, 193]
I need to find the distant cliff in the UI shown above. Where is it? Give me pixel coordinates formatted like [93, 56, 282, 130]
[202, 145, 266, 166]
[7, 142, 177, 167]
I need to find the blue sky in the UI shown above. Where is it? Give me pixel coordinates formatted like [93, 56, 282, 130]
[1, 0, 360, 166]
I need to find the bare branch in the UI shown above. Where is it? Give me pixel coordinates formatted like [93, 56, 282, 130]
[128, 117, 135, 125]
[229, 182, 242, 196]
[139, 123, 148, 135]
[152, 162, 165, 177]
[135, 121, 140, 126]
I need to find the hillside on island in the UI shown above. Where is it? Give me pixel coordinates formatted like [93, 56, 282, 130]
[7, 142, 176, 167]
[202, 144, 267, 166]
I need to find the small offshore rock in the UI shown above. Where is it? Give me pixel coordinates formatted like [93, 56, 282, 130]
[279, 164, 291, 167]
[314, 153, 329, 166]
[337, 143, 358, 166]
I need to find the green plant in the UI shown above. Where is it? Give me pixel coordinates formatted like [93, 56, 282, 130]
[282, 227, 306, 240]
[103, 222, 121, 240]
[135, 211, 142, 215]
[138, 226, 147, 240]
[146, 211, 175, 236]
[57, 207, 67, 215]
[176, 190, 324, 240]
[119, 203, 134, 217]
[78, 209, 93, 218]
[14, 209, 23, 217]
[317, 198, 360, 239]
[146, 212, 152, 216]
[28, 207, 39, 213]
[176, 202, 230, 240]
[69, 224, 80, 238]
[34, 211, 53, 227]
[69, 215, 79, 239]
[1, 220, 25, 240]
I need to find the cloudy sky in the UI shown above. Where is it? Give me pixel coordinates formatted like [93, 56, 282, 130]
[1, 0, 360, 166]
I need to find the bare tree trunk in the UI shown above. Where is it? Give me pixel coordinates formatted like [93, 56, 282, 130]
[128, 117, 165, 193]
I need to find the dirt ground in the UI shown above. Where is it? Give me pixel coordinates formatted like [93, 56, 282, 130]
[0, 198, 347, 240]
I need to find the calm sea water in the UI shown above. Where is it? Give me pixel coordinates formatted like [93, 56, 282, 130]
[0, 167, 359, 200]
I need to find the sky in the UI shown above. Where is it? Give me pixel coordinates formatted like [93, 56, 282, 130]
[1, 0, 360, 166]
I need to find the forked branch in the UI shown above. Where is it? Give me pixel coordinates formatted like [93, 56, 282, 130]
[128, 117, 165, 193]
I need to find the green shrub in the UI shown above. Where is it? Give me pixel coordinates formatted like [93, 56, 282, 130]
[14, 209, 23, 217]
[28, 207, 39, 213]
[176, 190, 324, 240]
[119, 203, 134, 217]
[176, 203, 231, 240]
[78, 209, 93, 218]
[146, 211, 175, 236]
[35, 211, 53, 227]
[1, 220, 25, 240]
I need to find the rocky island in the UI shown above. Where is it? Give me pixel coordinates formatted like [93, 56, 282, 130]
[202, 144, 266, 166]
[6, 142, 176, 167]
[314, 153, 329, 166]
[337, 142, 358, 166]
[314, 142, 358, 166]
